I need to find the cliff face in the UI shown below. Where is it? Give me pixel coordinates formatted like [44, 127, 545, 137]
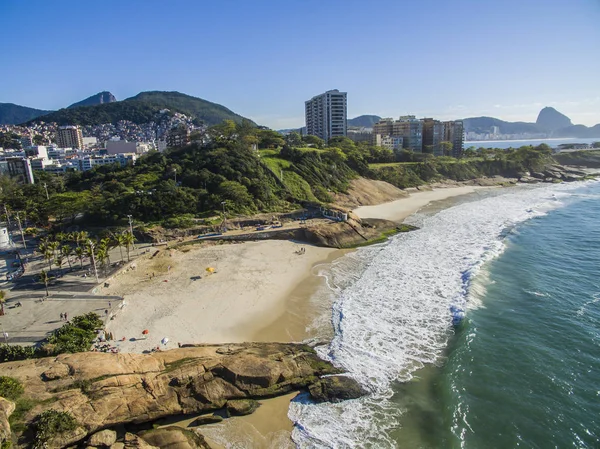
[1, 343, 365, 448]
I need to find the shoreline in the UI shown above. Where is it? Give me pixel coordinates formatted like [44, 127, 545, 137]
[100, 185, 500, 448]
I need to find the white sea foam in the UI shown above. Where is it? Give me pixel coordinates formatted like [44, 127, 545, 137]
[290, 182, 588, 448]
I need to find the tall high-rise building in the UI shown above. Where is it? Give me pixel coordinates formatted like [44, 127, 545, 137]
[56, 126, 84, 149]
[422, 118, 445, 156]
[393, 116, 423, 153]
[443, 121, 465, 157]
[305, 89, 347, 142]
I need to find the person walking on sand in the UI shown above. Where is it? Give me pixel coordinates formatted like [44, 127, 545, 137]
[64, 312, 68, 321]
[60, 312, 64, 321]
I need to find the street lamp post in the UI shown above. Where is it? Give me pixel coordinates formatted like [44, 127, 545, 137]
[127, 214, 136, 250]
[221, 201, 227, 232]
[15, 212, 26, 250]
[43, 183, 49, 200]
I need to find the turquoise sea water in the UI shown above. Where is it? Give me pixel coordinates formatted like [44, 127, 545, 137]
[290, 180, 600, 448]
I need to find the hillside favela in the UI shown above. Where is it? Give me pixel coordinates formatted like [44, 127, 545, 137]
[1, 1, 600, 449]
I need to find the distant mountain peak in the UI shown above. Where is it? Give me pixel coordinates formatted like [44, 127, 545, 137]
[348, 115, 381, 128]
[536, 107, 572, 131]
[67, 91, 117, 109]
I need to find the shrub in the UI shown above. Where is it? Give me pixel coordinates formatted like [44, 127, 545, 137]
[0, 376, 24, 400]
[33, 410, 78, 449]
[0, 344, 36, 362]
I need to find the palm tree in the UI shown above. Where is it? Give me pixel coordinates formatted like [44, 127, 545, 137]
[74, 231, 89, 249]
[44, 249, 53, 272]
[39, 270, 50, 296]
[115, 233, 126, 262]
[61, 245, 73, 271]
[85, 239, 99, 282]
[99, 238, 112, 266]
[48, 240, 60, 261]
[95, 246, 108, 277]
[0, 290, 6, 316]
[55, 254, 64, 276]
[75, 246, 85, 269]
[123, 231, 135, 262]
[55, 232, 68, 244]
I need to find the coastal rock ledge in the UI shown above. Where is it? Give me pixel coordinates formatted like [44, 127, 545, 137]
[0, 343, 363, 448]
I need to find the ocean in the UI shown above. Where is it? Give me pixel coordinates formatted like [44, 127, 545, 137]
[465, 137, 599, 150]
[290, 179, 600, 448]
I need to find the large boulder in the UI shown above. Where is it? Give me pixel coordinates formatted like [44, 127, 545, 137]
[124, 432, 159, 449]
[308, 376, 367, 403]
[138, 426, 211, 449]
[226, 399, 259, 416]
[88, 429, 118, 447]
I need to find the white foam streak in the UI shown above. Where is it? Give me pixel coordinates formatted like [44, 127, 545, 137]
[291, 183, 587, 448]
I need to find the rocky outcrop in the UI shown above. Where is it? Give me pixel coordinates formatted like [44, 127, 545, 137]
[0, 398, 15, 443]
[302, 216, 402, 248]
[1, 343, 364, 448]
[226, 399, 259, 416]
[138, 427, 211, 449]
[88, 429, 117, 447]
[308, 376, 368, 403]
[518, 164, 588, 184]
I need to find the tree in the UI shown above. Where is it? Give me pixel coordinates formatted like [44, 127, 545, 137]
[440, 141, 454, 157]
[61, 245, 73, 271]
[123, 231, 135, 262]
[284, 131, 302, 148]
[593, 142, 600, 149]
[74, 246, 85, 269]
[55, 254, 65, 276]
[43, 249, 54, 272]
[302, 135, 325, 149]
[0, 290, 5, 316]
[95, 246, 109, 276]
[39, 270, 50, 296]
[115, 233, 126, 262]
[84, 240, 99, 282]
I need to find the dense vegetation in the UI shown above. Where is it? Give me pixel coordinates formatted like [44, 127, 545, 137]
[27, 91, 253, 126]
[33, 410, 78, 449]
[370, 145, 556, 189]
[554, 149, 600, 168]
[0, 103, 52, 125]
[0, 313, 103, 362]
[0, 121, 567, 232]
[0, 376, 24, 400]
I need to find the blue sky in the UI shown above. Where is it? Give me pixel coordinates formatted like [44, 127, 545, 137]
[1, 0, 599, 128]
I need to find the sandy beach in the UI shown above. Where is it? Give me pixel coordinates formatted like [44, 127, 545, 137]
[104, 240, 336, 351]
[353, 185, 491, 222]
[99, 185, 497, 448]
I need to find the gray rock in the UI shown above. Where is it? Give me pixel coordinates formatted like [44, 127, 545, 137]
[308, 376, 367, 403]
[226, 399, 259, 416]
[191, 414, 223, 425]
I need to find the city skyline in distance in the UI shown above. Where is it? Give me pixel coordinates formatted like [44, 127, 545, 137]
[1, 0, 599, 129]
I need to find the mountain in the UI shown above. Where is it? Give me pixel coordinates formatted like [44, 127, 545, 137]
[0, 103, 53, 125]
[67, 91, 117, 109]
[536, 107, 572, 131]
[462, 116, 542, 135]
[463, 107, 600, 138]
[348, 115, 381, 128]
[27, 91, 255, 126]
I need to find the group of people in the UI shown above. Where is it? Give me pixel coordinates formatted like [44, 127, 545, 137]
[59, 312, 68, 321]
[296, 247, 306, 255]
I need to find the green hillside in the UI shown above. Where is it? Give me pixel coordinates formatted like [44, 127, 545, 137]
[26, 91, 255, 126]
[0, 103, 52, 125]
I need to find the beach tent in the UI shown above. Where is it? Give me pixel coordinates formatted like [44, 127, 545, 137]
[142, 329, 149, 335]
[161, 337, 169, 345]
[206, 267, 215, 273]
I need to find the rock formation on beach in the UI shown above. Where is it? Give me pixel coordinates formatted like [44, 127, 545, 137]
[0, 343, 365, 448]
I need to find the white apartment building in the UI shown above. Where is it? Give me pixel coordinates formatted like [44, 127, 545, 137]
[79, 153, 137, 171]
[305, 89, 347, 142]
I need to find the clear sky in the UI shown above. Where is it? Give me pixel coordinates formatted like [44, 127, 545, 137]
[1, 0, 599, 128]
